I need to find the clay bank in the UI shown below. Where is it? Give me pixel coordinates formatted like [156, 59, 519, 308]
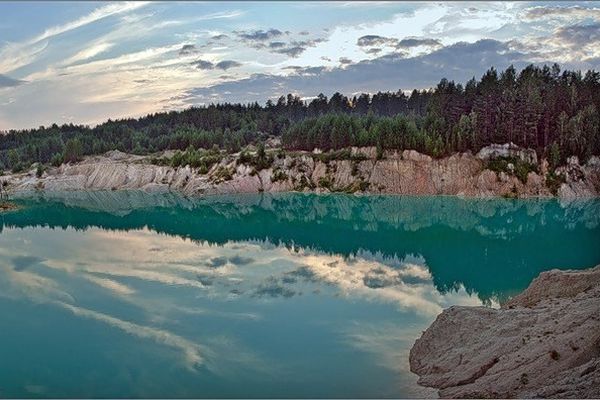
[410, 266, 600, 399]
[2, 143, 600, 199]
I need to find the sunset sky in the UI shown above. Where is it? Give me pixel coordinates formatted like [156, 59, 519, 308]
[1, 1, 599, 129]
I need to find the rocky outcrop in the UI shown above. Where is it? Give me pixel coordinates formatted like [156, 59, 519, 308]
[409, 266, 600, 398]
[2, 146, 600, 198]
[557, 156, 600, 199]
[476, 142, 538, 165]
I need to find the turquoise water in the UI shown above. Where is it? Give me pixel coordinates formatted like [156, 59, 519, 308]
[1, 192, 599, 398]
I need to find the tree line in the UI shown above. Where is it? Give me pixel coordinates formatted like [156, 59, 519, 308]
[1, 63, 599, 172]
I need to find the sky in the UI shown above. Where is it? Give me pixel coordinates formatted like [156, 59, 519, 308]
[0, 1, 599, 130]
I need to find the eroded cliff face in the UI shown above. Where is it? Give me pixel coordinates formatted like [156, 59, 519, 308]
[409, 266, 600, 399]
[3, 146, 600, 198]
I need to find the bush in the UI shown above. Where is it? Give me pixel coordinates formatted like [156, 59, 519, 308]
[36, 164, 45, 178]
[486, 156, 538, 184]
[318, 175, 334, 189]
[546, 171, 565, 195]
[211, 166, 234, 183]
[64, 138, 83, 163]
[51, 153, 63, 167]
[271, 168, 288, 183]
[236, 144, 273, 171]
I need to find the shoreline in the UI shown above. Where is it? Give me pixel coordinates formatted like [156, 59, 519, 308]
[2, 145, 600, 200]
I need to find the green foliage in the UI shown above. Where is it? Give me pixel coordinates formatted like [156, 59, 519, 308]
[271, 168, 288, 183]
[36, 164, 45, 178]
[50, 153, 63, 167]
[8, 149, 19, 169]
[211, 166, 234, 184]
[1, 64, 599, 171]
[237, 143, 274, 171]
[317, 175, 334, 190]
[546, 171, 566, 195]
[293, 175, 315, 191]
[547, 142, 562, 170]
[486, 156, 538, 184]
[166, 146, 223, 172]
[63, 138, 83, 163]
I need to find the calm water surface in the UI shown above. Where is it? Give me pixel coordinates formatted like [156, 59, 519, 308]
[1, 192, 599, 398]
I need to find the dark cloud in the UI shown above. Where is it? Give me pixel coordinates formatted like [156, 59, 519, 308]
[270, 38, 326, 58]
[182, 39, 537, 104]
[357, 35, 441, 51]
[339, 57, 353, 65]
[0, 74, 24, 88]
[191, 59, 242, 71]
[396, 37, 442, 49]
[365, 47, 382, 55]
[211, 34, 229, 40]
[268, 41, 286, 49]
[228, 255, 254, 265]
[357, 34, 395, 47]
[208, 256, 228, 268]
[237, 28, 283, 42]
[286, 265, 317, 282]
[215, 60, 242, 70]
[179, 44, 197, 56]
[274, 46, 305, 57]
[253, 277, 296, 298]
[299, 30, 310, 36]
[11, 256, 45, 271]
[191, 59, 215, 70]
[283, 66, 327, 76]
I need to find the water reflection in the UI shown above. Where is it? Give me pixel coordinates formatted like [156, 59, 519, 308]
[6, 191, 600, 302]
[0, 191, 599, 398]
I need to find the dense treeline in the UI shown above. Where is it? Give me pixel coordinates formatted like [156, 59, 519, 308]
[1, 63, 599, 172]
[284, 64, 600, 162]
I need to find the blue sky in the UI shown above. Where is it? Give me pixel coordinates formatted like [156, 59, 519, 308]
[1, 1, 599, 129]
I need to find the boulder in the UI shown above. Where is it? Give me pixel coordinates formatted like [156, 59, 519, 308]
[409, 266, 600, 398]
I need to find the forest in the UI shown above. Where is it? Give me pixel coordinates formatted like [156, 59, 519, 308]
[1, 63, 599, 173]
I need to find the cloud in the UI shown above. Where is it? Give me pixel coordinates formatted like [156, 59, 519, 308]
[365, 47, 382, 55]
[339, 57, 353, 65]
[191, 59, 242, 71]
[191, 59, 215, 70]
[212, 34, 229, 40]
[32, 2, 149, 44]
[179, 44, 198, 56]
[357, 35, 442, 51]
[62, 42, 115, 65]
[357, 34, 395, 47]
[57, 301, 205, 370]
[0, 74, 24, 88]
[11, 256, 45, 271]
[237, 28, 283, 42]
[268, 41, 286, 49]
[253, 276, 297, 298]
[555, 22, 600, 46]
[396, 37, 442, 49]
[215, 60, 242, 70]
[523, 5, 600, 20]
[183, 39, 535, 104]
[270, 38, 326, 58]
[228, 255, 254, 265]
[274, 46, 305, 57]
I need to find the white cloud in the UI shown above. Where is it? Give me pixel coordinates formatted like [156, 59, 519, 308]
[31, 2, 150, 44]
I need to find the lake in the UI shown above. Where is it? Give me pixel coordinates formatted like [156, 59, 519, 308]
[1, 191, 599, 398]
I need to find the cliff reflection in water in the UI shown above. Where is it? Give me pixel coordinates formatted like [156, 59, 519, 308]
[6, 191, 600, 303]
